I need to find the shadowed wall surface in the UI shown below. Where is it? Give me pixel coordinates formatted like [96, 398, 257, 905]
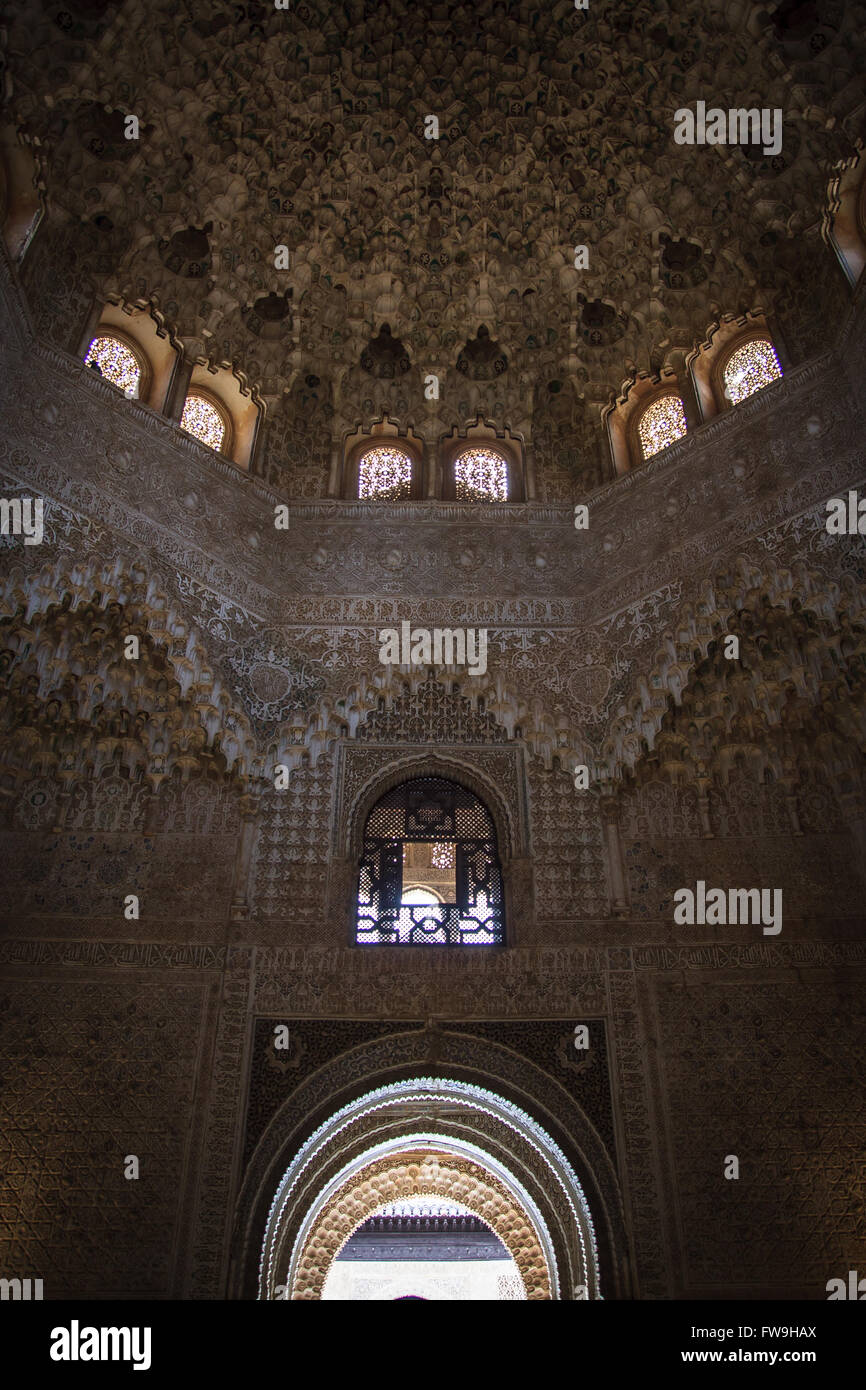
[0, 0, 864, 1301]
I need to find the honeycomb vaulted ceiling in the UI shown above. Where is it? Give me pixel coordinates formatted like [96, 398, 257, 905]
[3, 0, 864, 414]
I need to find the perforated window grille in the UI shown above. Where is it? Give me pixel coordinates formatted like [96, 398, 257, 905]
[181, 394, 226, 450]
[454, 448, 508, 501]
[356, 777, 504, 945]
[358, 445, 413, 499]
[637, 395, 687, 459]
[723, 339, 783, 405]
[85, 336, 141, 396]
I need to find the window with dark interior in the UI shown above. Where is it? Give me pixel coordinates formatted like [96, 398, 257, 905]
[356, 777, 504, 945]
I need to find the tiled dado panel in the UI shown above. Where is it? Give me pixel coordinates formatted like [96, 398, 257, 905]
[0, 962, 220, 1297]
[639, 966, 866, 1298]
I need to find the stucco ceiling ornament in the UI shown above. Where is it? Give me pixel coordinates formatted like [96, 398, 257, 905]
[4, 0, 860, 433]
[224, 629, 327, 734]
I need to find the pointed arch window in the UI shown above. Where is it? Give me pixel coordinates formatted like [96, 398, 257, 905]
[356, 777, 504, 945]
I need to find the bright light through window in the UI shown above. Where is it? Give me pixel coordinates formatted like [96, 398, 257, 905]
[181, 394, 226, 451]
[723, 339, 782, 405]
[638, 395, 687, 459]
[358, 445, 413, 499]
[85, 336, 141, 396]
[454, 448, 508, 501]
[402, 887, 442, 906]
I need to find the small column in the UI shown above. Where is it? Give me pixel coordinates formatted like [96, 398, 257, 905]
[600, 790, 629, 917]
[780, 774, 803, 836]
[51, 775, 77, 833]
[0, 783, 18, 830]
[831, 775, 866, 865]
[75, 298, 105, 359]
[696, 773, 714, 838]
[142, 787, 163, 834]
[523, 442, 537, 502]
[164, 353, 195, 423]
[424, 438, 439, 499]
[246, 405, 266, 477]
[327, 441, 342, 498]
[679, 367, 704, 430]
[50, 794, 72, 834]
[230, 795, 260, 921]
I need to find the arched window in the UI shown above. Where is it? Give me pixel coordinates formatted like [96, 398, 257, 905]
[84, 335, 142, 397]
[356, 776, 504, 945]
[722, 338, 783, 405]
[180, 392, 227, 451]
[453, 447, 509, 501]
[637, 394, 688, 460]
[357, 444, 414, 500]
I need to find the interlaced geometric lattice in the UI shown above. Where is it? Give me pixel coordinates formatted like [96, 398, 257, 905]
[638, 395, 687, 459]
[181, 394, 226, 450]
[358, 445, 413, 499]
[84, 336, 141, 396]
[454, 448, 508, 501]
[723, 339, 783, 405]
[431, 841, 454, 870]
[357, 777, 504, 945]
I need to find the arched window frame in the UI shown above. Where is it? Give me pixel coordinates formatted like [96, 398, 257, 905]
[350, 442, 422, 503]
[180, 386, 233, 456]
[715, 333, 783, 410]
[84, 328, 150, 402]
[78, 299, 183, 413]
[823, 154, 866, 289]
[349, 439, 423, 501]
[0, 126, 44, 263]
[353, 775, 506, 947]
[441, 433, 525, 503]
[857, 171, 866, 266]
[605, 369, 691, 475]
[631, 389, 689, 463]
[687, 313, 786, 422]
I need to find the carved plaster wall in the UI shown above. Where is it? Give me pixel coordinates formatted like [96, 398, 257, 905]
[1, 0, 865, 1301]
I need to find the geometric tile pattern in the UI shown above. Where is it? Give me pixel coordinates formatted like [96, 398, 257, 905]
[0, 977, 206, 1296]
[654, 976, 866, 1295]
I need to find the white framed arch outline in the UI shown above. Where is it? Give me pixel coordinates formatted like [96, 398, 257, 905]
[257, 1077, 603, 1302]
